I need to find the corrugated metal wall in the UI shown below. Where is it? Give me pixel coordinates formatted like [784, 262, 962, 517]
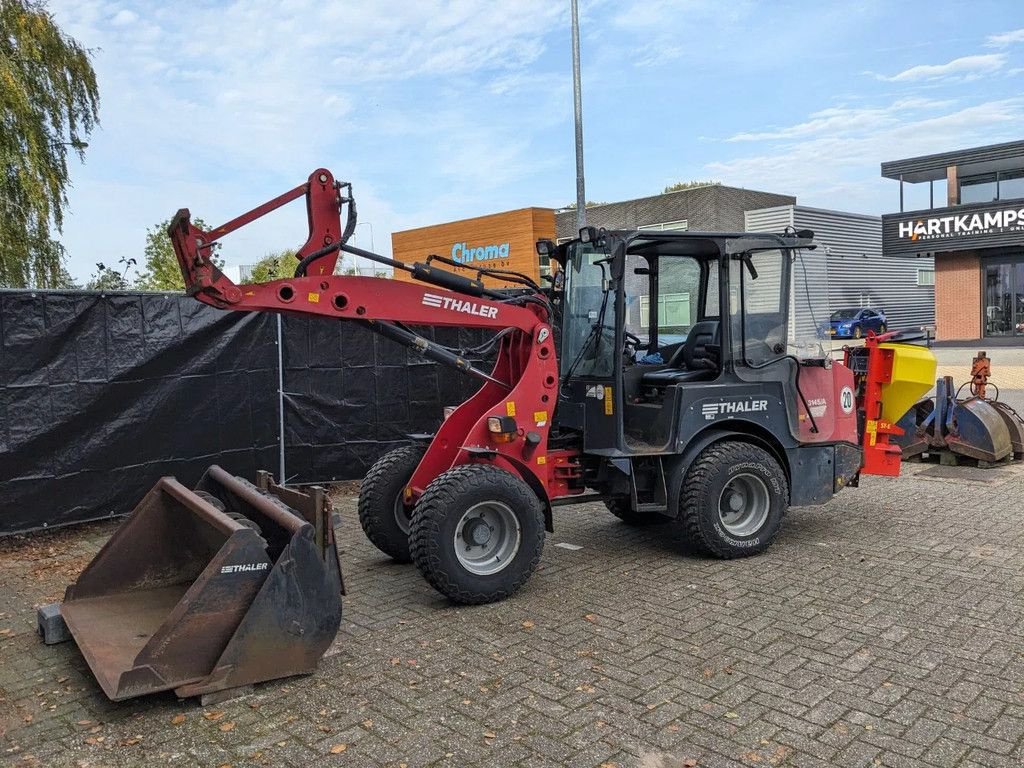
[745, 205, 936, 336]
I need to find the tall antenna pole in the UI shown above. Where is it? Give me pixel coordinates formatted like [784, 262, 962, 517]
[571, 0, 587, 231]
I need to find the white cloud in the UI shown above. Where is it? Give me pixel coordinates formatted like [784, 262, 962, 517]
[45, 0, 577, 279]
[987, 28, 1024, 47]
[110, 9, 137, 27]
[727, 98, 954, 142]
[875, 53, 1006, 82]
[706, 98, 1024, 213]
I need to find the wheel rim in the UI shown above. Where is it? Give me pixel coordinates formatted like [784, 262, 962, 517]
[718, 473, 770, 537]
[393, 491, 411, 535]
[454, 501, 521, 576]
[854, 326, 862, 339]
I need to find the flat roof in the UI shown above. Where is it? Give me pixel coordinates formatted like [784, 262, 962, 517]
[881, 139, 1024, 183]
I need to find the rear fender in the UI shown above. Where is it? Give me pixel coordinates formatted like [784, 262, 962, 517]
[664, 425, 790, 519]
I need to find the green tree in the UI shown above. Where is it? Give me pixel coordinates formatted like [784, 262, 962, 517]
[1, 0, 99, 288]
[662, 180, 721, 194]
[50, 264, 80, 289]
[247, 249, 297, 282]
[135, 216, 221, 291]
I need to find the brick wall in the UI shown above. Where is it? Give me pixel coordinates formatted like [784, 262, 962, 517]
[935, 251, 980, 340]
[554, 186, 796, 240]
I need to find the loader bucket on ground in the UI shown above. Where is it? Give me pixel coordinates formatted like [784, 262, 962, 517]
[894, 399, 933, 458]
[988, 401, 1024, 458]
[60, 466, 342, 701]
[944, 397, 1012, 463]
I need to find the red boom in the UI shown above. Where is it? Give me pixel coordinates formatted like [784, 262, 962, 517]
[168, 169, 582, 516]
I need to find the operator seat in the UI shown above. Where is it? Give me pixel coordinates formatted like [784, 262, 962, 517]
[641, 320, 720, 386]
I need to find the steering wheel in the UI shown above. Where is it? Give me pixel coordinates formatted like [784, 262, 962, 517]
[623, 330, 643, 361]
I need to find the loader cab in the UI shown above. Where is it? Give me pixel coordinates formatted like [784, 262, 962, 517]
[553, 228, 814, 457]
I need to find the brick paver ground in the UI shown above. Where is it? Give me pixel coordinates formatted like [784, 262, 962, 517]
[3, 458, 1024, 767]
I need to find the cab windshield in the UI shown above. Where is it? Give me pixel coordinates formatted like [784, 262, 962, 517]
[561, 240, 616, 378]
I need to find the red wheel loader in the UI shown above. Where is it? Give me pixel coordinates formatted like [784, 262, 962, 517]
[49, 170, 936, 700]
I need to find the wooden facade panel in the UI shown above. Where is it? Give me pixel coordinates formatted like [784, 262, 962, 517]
[391, 208, 556, 287]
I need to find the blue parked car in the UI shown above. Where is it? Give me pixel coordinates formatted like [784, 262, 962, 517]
[827, 307, 887, 339]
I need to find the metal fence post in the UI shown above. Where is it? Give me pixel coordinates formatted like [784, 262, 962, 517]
[276, 313, 286, 485]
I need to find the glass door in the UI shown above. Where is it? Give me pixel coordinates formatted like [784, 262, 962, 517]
[984, 263, 1013, 336]
[1015, 264, 1024, 336]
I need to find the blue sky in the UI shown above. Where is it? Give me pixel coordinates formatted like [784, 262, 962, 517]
[49, 0, 1024, 282]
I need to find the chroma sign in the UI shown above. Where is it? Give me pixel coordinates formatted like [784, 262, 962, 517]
[451, 241, 511, 264]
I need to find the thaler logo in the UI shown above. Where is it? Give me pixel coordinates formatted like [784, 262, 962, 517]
[701, 399, 769, 420]
[422, 293, 499, 319]
[220, 562, 269, 575]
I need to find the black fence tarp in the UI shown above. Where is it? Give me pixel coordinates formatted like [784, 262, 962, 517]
[0, 291, 485, 535]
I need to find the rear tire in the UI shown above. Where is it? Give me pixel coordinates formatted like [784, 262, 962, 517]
[409, 464, 545, 605]
[604, 497, 664, 526]
[357, 444, 426, 562]
[676, 442, 788, 558]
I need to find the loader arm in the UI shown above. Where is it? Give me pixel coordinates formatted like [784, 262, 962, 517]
[168, 170, 577, 510]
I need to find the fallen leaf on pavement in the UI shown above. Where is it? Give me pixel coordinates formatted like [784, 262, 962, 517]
[219, 722, 235, 732]
[484, 731, 496, 739]
[521, 620, 535, 629]
[202, 710, 225, 721]
[684, 760, 698, 768]
[329, 744, 348, 754]
[362, 719, 373, 728]
[584, 614, 597, 623]
[171, 714, 186, 725]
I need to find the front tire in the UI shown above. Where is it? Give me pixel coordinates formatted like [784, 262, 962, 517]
[676, 442, 788, 558]
[852, 325, 863, 339]
[409, 464, 545, 605]
[357, 444, 425, 562]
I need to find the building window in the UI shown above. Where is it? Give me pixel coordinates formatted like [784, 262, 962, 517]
[959, 169, 1024, 204]
[917, 269, 935, 286]
[638, 219, 689, 232]
[960, 173, 997, 204]
[999, 169, 1024, 201]
[638, 293, 692, 330]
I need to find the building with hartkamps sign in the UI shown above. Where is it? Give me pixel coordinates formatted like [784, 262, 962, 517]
[882, 140, 1024, 342]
